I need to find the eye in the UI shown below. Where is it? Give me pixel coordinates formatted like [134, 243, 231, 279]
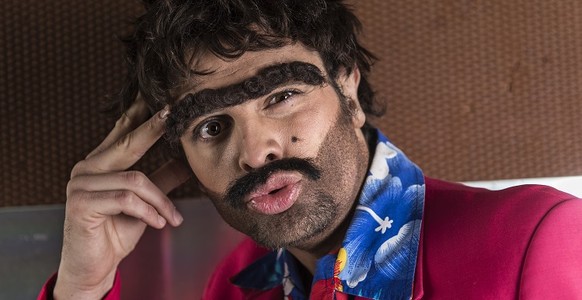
[268, 90, 301, 106]
[196, 119, 230, 140]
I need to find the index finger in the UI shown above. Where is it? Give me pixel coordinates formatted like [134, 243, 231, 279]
[73, 107, 170, 176]
[86, 95, 150, 159]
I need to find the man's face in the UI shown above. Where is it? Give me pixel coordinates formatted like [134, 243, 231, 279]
[174, 43, 369, 251]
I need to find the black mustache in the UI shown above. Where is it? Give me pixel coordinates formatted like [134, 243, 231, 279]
[225, 158, 321, 208]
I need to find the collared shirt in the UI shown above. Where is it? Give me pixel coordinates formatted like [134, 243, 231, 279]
[232, 129, 425, 300]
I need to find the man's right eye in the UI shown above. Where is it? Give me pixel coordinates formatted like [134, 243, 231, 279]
[196, 119, 230, 141]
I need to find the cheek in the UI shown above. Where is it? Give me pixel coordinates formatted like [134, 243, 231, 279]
[180, 140, 233, 195]
[287, 90, 339, 156]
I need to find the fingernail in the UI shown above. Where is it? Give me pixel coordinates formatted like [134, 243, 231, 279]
[159, 106, 170, 119]
[158, 215, 167, 227]
[173, 208, 183, 225]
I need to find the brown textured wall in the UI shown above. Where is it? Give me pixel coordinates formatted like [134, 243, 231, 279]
[353, 0, 582, 181]
[1, 1, 581, 206]
[0, 1, 144, 206]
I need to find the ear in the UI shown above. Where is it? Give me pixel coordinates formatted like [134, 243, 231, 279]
[337, 65, 366, 129]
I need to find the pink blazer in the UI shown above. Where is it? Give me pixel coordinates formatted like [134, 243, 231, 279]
[415, 178, 582, 299]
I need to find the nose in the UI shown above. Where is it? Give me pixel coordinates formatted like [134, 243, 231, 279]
[237, 119, 284, 172]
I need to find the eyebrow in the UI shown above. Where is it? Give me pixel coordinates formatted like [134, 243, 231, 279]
[165, 61, 326, 141]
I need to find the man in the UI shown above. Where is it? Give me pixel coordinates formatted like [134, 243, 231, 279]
[39, 0, 582, 299]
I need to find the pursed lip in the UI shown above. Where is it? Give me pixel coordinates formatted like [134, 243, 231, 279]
[245, 172, 303, 215]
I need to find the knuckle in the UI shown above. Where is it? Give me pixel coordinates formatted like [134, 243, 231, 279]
[145, 117, 159, 131]
[65, 179, 77, 196]
[70, 161, 87, 178]
[122, 171, 147, 187]
[114, 190, 134, 205]
[144, 205, 157, 220]
[65, 191, 86, 216]
[115, 134, 133, 151]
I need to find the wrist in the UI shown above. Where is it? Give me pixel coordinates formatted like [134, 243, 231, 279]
[53, 270, 117, 300]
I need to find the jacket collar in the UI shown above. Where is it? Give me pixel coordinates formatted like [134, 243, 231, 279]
[413, 225, 425, 300]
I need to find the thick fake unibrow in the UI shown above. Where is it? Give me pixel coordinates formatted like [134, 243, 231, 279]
[165, 61, 326, 142]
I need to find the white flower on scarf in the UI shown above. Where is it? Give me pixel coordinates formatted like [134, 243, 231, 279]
[369, 142, 398, 180]
[356, 205, 393, 234]
[282, 261, 294, 296]
[374, 219, 422, 280]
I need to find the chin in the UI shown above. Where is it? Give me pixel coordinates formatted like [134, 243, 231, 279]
[243, 195, 338, 250]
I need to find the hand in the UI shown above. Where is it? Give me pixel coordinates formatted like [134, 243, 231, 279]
[54, 97, 191, 299]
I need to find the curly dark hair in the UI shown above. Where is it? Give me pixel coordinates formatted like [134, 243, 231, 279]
[119, 0, 382, 120]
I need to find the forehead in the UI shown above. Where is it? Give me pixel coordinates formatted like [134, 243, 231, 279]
[185, 43, 326, 94]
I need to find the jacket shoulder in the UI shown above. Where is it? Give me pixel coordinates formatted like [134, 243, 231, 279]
[519, 199, 582, 299]
[202, 237, 281, 299]
[420, 177, 580, 298]
[424, 176, 577, 216]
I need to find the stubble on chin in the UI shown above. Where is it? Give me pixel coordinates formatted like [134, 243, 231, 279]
[249, 191, 338, 250]
[205, 185, 338, 250]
